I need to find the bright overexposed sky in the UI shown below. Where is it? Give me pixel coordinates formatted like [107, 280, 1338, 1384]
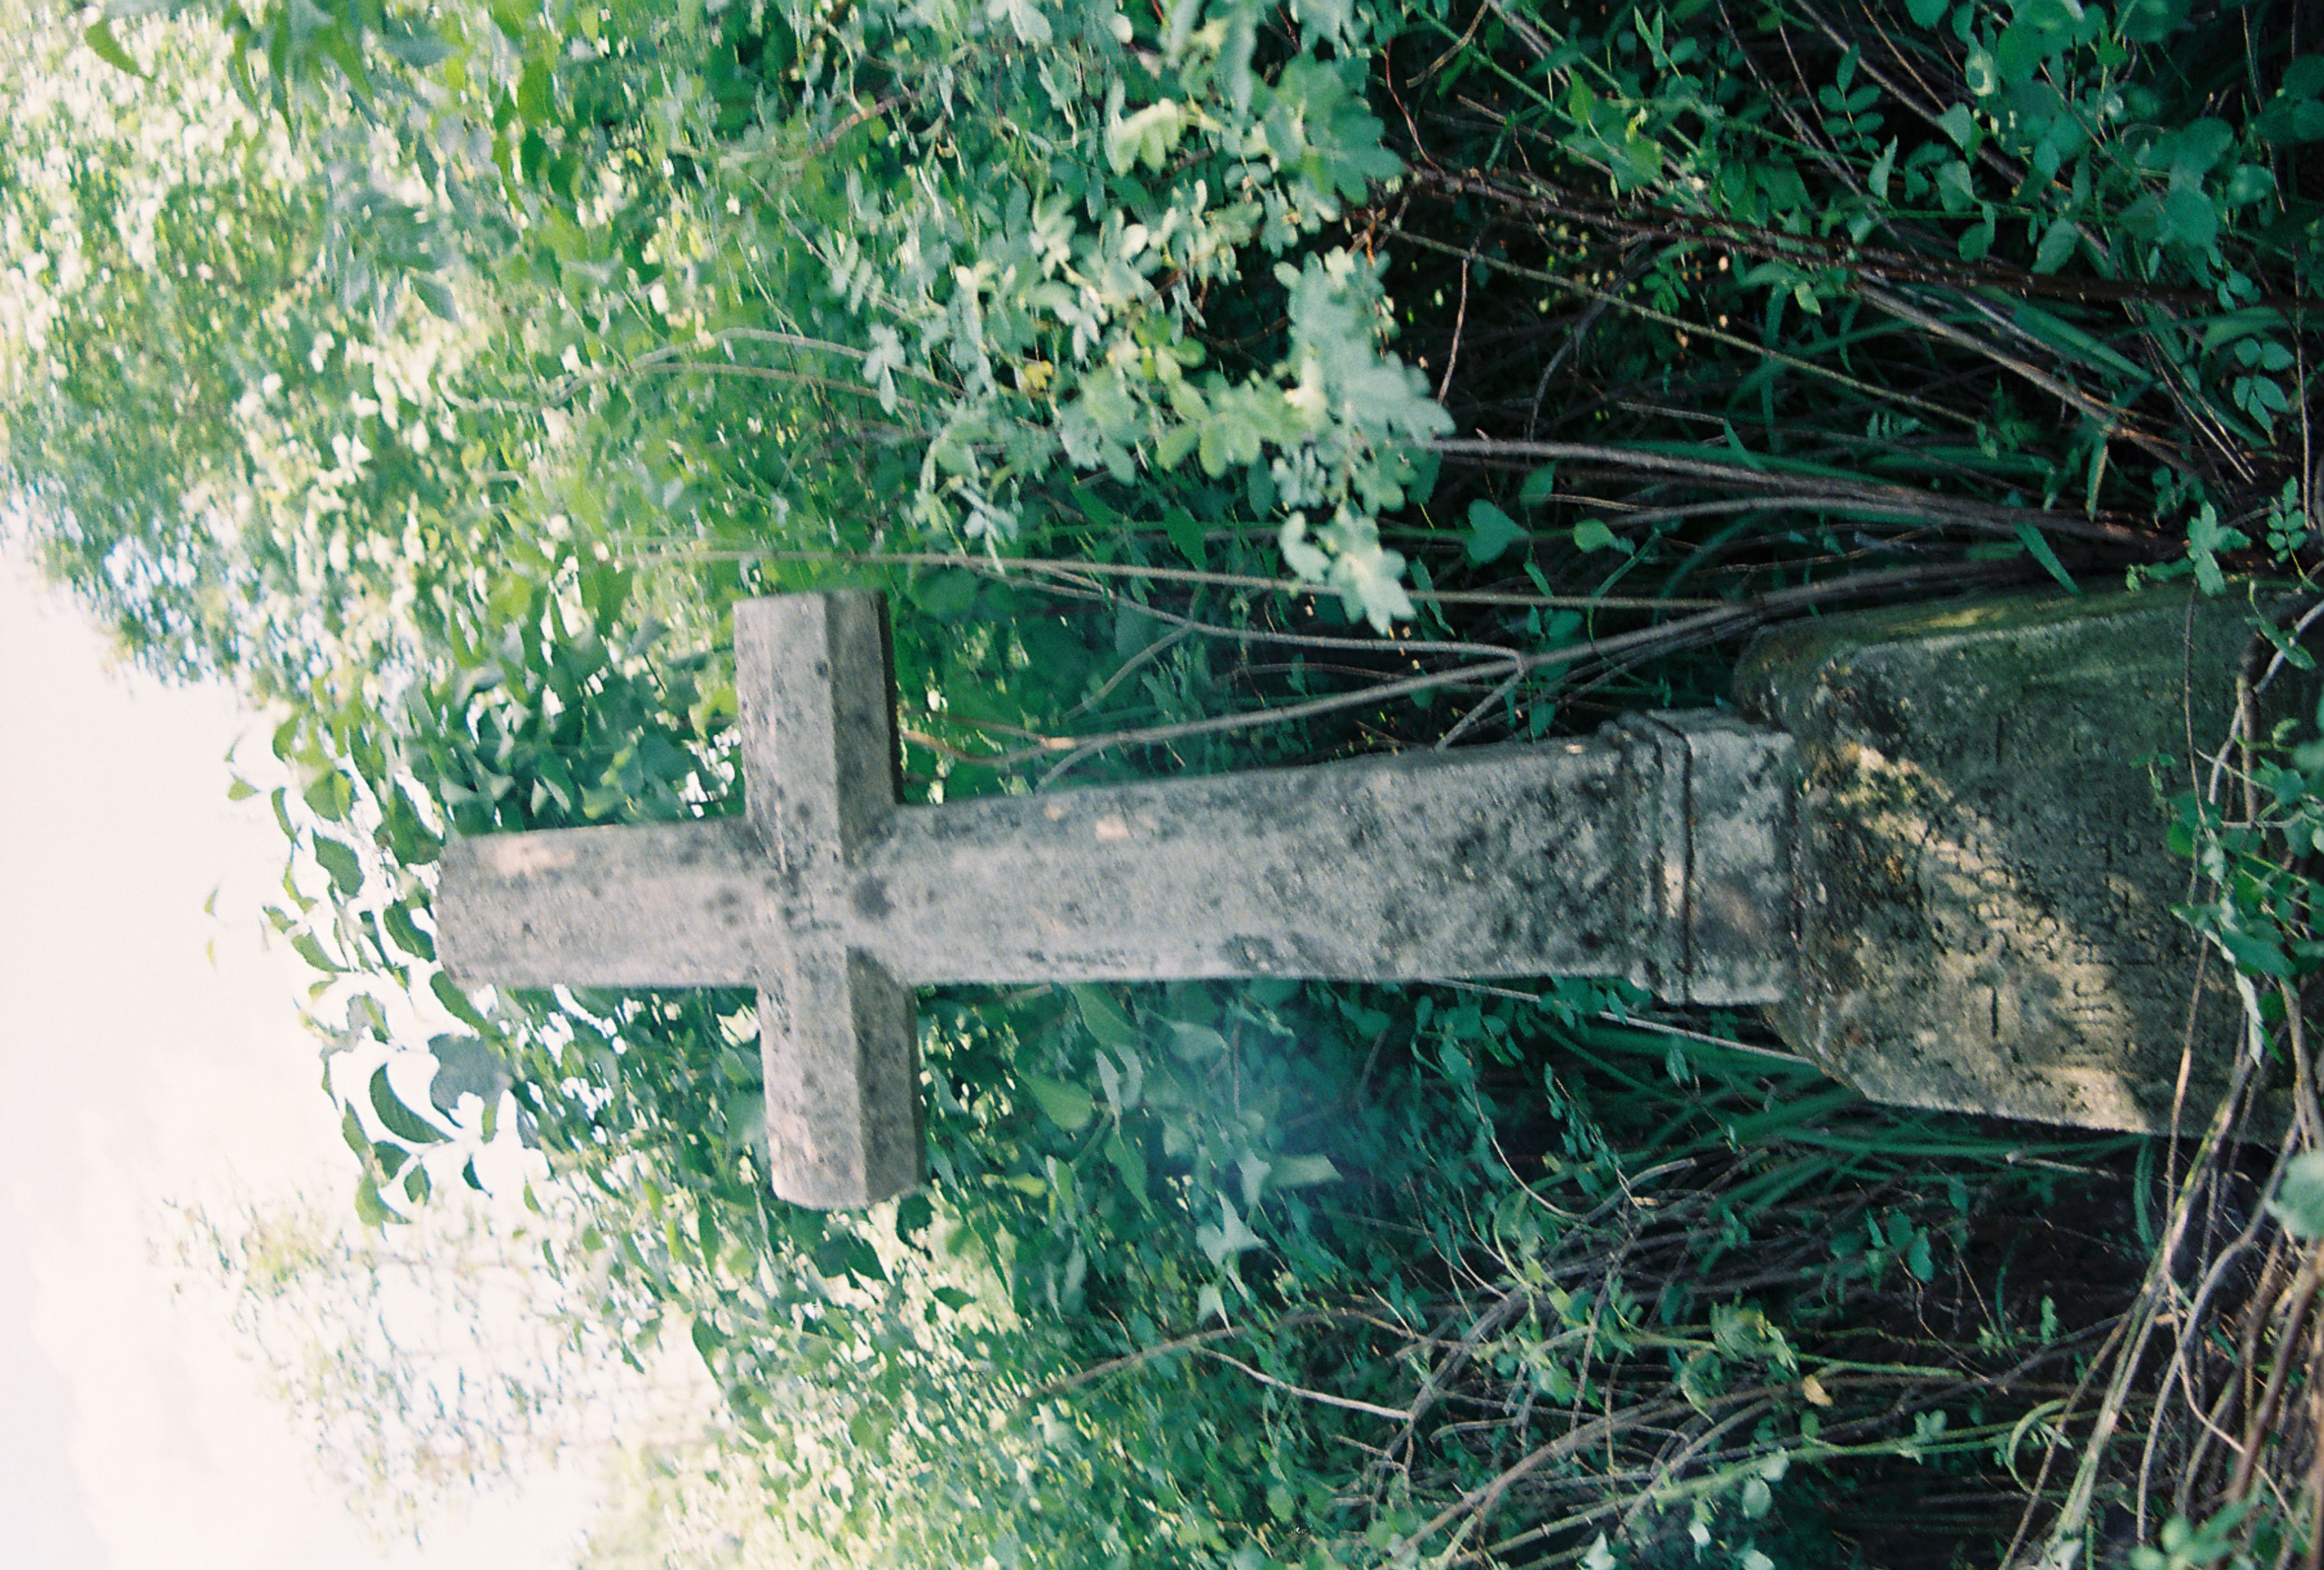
[0, 550, 605, 1569]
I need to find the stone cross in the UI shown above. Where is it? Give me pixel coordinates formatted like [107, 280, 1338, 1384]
[438, 592, 1797, 1207]
[440, 585, 2258, 1208]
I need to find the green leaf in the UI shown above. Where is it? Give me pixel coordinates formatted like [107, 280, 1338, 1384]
[1466, 500, 1528, 565]
[2221, 162, 2277, 206]
[381, 785, 443, 865]
[2014, 522, 2079, 594]
[2261, 68, 2324, 141]
[1106, 98, 1189, 176]
[1519, 465, 1558, 505]
[313, 835, 364, 896]
[431, 969, 490, 1029]
[1072, 985, 1140, 1049]
[2118, 0, 2190, 41]
[354, 1172, 403, 1227]
[304, 771, 354, 821]
[2186, 505, 2250, 594]
[1963, 46, 1999, 97]
[1169, 1021, 1230, 1060]
[1024, 1074, 1096, 1132]
[516, 58, 554, 123]
[1572, 518, 1633, 555]
[289, 932, 339, 974]
[1712, 1303, 1797, 1368]
[915, 569, 981, 619]
[1248, 977, 1298, 1007]
[1153, 422, 1199, 472]
[2220, 928, 2294, 977]
[382, 901, 435, 962]
[2268, 1151, 2324, 1239]
[1105, 1130, 1149, 1194]
[1270, 1154, 1342, 1187]
[1905, 0, 1948, 25]
[1197, 1196, 1262, 1265]
[2012, 301, 2148, 382]
[2032, 217, 2078, 274]
[370, 1065, 447, 1144]
[1868, 139, 1897, 201]
[1162, 506, 1208, 568]
[316, 19, 372, 101]
[2160, 183, 2219, 250]
[83, 20, 147, 78]
[378, 26, 454, 69]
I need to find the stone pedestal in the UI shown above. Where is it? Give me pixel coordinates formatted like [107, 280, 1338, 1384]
[1737, 587, 2260, 1133]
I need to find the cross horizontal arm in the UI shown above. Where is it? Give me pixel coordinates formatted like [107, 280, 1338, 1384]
[437, 818, 785, 989]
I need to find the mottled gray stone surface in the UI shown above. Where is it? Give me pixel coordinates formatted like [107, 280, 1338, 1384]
[1737, 586, 2255, 1133]
[439, 592, 1799, 1208]
[1610, 710, 1799, 1008]
[440, 594, 926, 1210]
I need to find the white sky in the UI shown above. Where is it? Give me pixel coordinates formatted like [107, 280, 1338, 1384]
[0, 552, 603, 1570]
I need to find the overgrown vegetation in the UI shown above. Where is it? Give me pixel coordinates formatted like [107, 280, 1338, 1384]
[8, 0, 2324, 1562]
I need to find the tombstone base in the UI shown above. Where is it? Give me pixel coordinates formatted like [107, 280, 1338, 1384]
[1737, 586, 2267, 1134]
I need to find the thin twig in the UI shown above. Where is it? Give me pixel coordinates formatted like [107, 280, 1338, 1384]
[1196, 1348, 1411, 1422]
[1432, 438, 2159, 548]
[614, 543, 1721, 610]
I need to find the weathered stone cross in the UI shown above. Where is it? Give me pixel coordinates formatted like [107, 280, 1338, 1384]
[440, 592, 1793, 1204]
[441, 586, 2256, 1208]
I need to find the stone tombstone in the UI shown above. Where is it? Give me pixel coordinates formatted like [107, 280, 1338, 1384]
[438, 581, 2280, 1209]
[1738, 585, 2259, 1134]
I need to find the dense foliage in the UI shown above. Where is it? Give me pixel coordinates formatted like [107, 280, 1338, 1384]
[9, 0, 2324, 1563]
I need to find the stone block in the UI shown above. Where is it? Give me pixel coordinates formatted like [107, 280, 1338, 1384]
[1736, 586, 2261, 1132]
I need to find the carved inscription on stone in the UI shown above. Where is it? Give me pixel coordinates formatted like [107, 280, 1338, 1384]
[1737, 589, 2253, 1132]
